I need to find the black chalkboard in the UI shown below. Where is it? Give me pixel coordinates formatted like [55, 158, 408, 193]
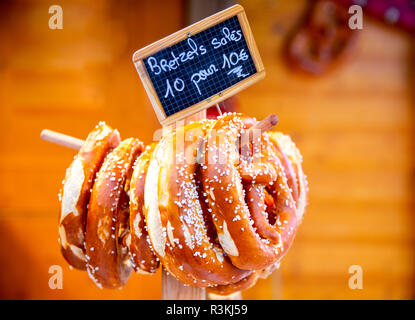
[142, 15, 257, 118]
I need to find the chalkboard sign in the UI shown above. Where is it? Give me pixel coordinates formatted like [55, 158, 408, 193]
[133, 5, 264, 125]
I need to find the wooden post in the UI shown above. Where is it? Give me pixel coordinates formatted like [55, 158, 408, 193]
[162, 270, 206, 300]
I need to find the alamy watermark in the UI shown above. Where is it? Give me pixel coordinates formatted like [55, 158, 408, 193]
[348, 265, 363, 290]
[48, 5, 63, 30]
[152, 120, 264, 166]
[48, 265, 63, 289]
[348, 5, 363, 30]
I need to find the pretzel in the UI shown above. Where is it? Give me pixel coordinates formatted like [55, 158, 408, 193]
[58, 122, 120, 270]
[129, 143, 160, 274]
[143, 114, 306, 293]
[85, 138, 144, 288]
[144, 120, 251, 288]
[201, 114, 298, 272]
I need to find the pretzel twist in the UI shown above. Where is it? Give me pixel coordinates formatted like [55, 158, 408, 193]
[58, 114, 307, 294]
[144, 120, 252, 289]
[59, 122, 120, 270]
[85, 138, 144, 288]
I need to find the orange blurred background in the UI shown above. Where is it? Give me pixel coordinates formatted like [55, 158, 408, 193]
[0, 0, 414, 299]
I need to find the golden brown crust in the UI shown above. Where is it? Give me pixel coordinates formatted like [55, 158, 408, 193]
[267, 132, 308, 223]
[85, 138, 144, 288]
[201, 114, 297, 271]
[129, 143, 160, 274]
[144, 121, 251, 288]
[207, 272, 260, 296]
[59, 122, 120, 270]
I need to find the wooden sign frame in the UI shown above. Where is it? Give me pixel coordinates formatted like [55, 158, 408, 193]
[132, 4, 265, 126]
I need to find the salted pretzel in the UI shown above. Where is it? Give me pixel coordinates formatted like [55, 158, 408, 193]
[144, 120, 251, 289]
[201, 114, 297, 272]
[143, 114, 306, 293]
[129, 143, 160, 274]
[85, 138, 144, 288]
[59, 122, 120, 270]
[57, 114, 307, 294]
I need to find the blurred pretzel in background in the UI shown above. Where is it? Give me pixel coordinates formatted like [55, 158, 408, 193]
[285, 0, 357, 75]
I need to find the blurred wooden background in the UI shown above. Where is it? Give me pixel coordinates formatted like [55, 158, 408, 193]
[0, 0, 414, 299]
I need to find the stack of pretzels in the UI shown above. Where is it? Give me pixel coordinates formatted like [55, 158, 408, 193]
[58, 113, 307, 295]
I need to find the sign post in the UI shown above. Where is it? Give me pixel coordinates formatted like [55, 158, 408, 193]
[132, 4, 265, 300]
